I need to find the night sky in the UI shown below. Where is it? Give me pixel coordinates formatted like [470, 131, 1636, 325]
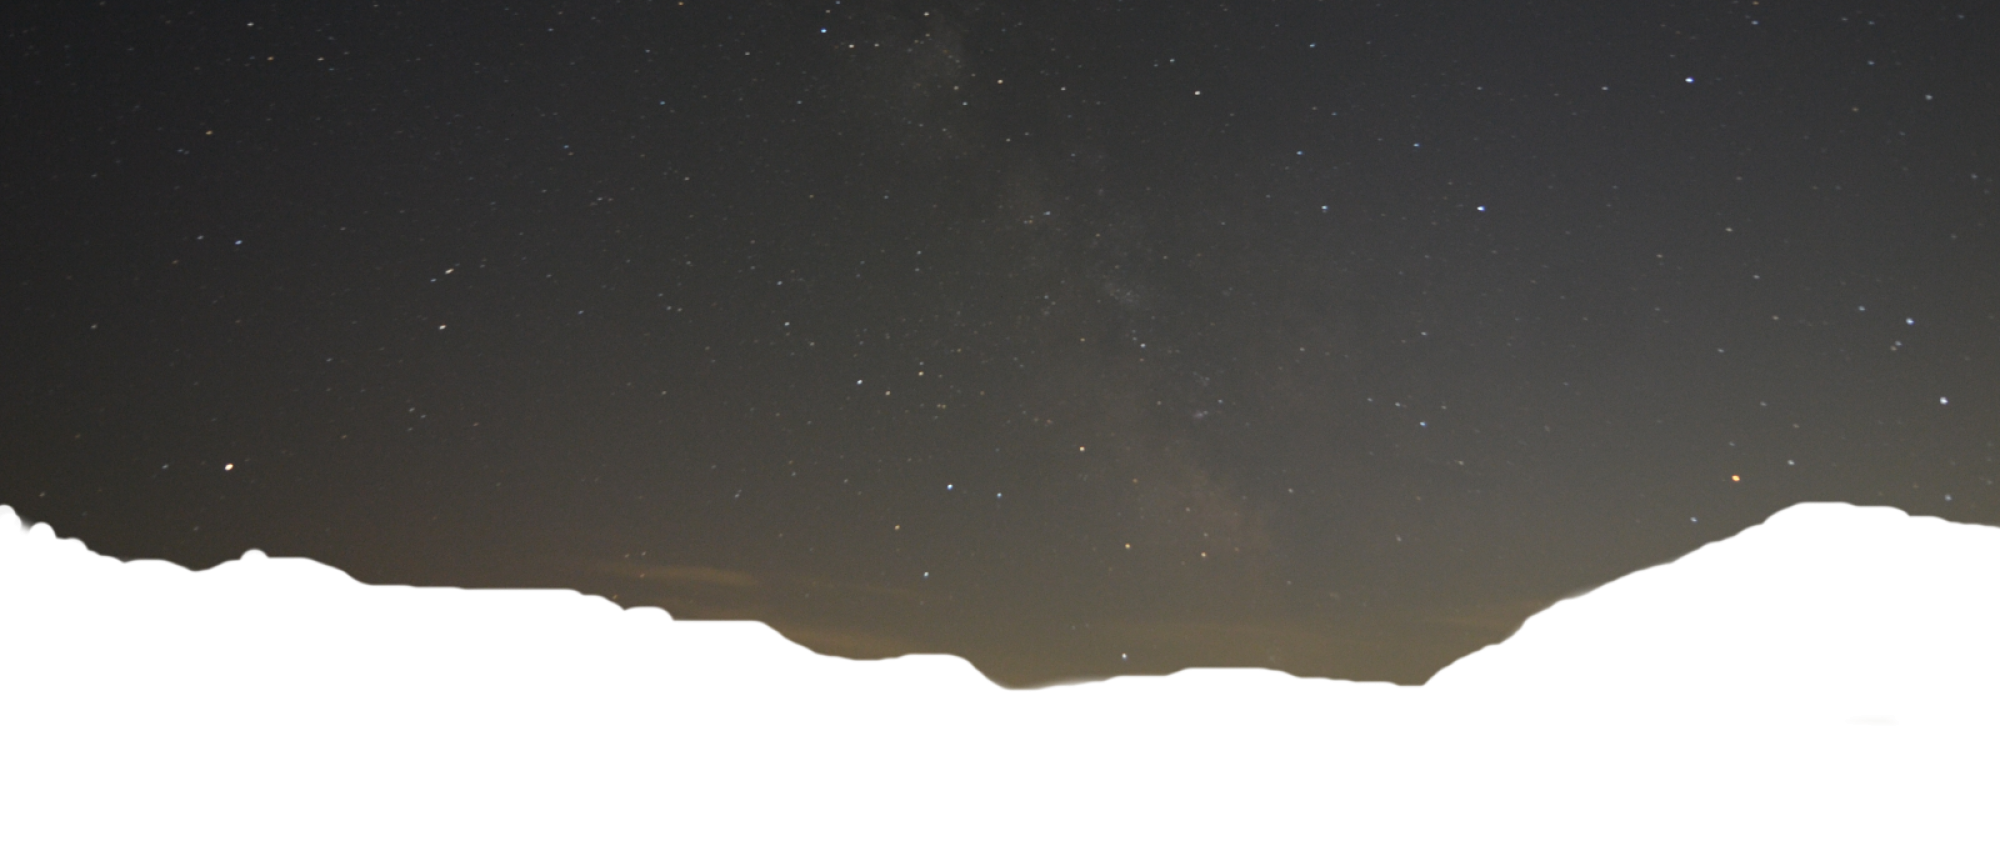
[6, 1, 1997, 687]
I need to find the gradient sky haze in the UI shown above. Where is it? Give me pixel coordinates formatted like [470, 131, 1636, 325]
[5, 0, 1996, 686]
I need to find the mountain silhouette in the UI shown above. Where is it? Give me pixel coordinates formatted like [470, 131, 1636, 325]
[3, 504, 1968, 748]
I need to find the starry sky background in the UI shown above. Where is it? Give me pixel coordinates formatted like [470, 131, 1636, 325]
[5, 1, 1997, 687]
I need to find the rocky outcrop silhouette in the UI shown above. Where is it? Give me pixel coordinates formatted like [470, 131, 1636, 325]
[3, 504, 1968, 744]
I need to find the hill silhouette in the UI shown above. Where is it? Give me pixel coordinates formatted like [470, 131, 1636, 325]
[3, 504, 1968, 748]
[1440, 504, 1984, 736]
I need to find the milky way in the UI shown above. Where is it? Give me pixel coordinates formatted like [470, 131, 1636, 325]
[4, 1, 1996, 686]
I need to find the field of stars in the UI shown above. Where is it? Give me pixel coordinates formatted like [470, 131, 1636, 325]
[4, 1, 1997, 686]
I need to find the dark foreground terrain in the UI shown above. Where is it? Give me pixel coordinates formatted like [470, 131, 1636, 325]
[3, 504, 1968, 756]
